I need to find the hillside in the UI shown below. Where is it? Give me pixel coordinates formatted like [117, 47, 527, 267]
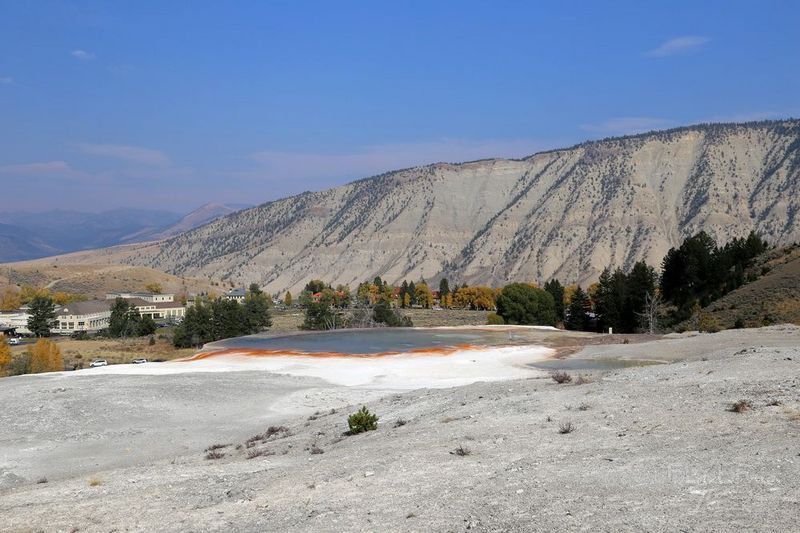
[0, 260, 217, 300]
[701, 244, 800, 327]
[27, 120, 800, 294]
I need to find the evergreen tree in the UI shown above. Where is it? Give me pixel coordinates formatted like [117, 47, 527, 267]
[495, 283, 556, 326]
[565, 286, 591, 331]
[438, 278, 450, 299]
[243, 284, 272, 333]
[27, 295, 56, 337]
[543, 279, 566, 322]
[137, 315, 157, 336]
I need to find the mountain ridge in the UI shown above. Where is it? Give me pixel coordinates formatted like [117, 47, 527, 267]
[23, 119, 800, 295]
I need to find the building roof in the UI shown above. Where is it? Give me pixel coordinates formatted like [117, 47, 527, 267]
[57, 300, 112, 317]
[125, 298, 184, 309]
[225, 288, 247, 297]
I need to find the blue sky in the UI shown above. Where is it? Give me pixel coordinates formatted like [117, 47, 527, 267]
[1, 1, 798, 212]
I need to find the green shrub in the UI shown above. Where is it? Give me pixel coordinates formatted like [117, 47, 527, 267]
[486, 312, 504, 325]
[348, 406, 378, 434]
[733, 317, 745, 329]
[698, 312, 720, 333]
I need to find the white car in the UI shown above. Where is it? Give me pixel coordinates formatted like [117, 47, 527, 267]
[8, 338, 22, 345]
[89, 359, 108, 368]
[131, 358, 147, 364]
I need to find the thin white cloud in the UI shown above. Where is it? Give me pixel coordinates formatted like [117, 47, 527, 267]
[0, 76, 12, 84]
[71, 49, 96, 61]
[250, 138, 561, 183]
[75, 143, 170, 166]
[579, 117, 675, 136]
[0, 161, 72, 174]
[645, 36, 710, 57]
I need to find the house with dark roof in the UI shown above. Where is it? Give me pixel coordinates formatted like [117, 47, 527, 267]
[54, 300, 112, 335]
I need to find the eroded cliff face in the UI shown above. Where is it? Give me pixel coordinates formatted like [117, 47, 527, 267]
[121, 120, 800, 294]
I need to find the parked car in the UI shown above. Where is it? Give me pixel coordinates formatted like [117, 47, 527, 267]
[131, 358, 147, 364]
[89, 359, 108, 368]
[8, 337, 22, 345]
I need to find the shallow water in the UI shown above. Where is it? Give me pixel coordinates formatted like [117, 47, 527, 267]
[204, 328, 531, 356]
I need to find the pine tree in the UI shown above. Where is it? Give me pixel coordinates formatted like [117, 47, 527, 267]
[543, 279, 566, 323]
[565, 286, 591, 331]
[244, 284, 272, 333]
[27, 296, 56, 337]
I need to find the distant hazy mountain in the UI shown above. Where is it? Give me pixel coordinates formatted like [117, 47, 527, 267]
[122, 203, 249, 243]
[0, 223, 61, 262]
[0, 204, 249, 263]
[110, 120, 799, 294]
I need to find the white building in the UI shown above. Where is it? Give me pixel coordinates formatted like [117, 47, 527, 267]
[106, 292, 176, 303]
[54, 300, 112, 335]
[0, 309, 33, 336]
[125, 298, 186, 322]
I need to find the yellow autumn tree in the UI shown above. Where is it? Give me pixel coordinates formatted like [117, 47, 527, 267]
[20, 285, 50, 304]
[415, 283, 434, 309]
[145, 282, 163, 294]
[0, 286, 22, 311]
[28, 339, 63, 374]
[0, 338, 11, 376]
[284, 291, 293, 306]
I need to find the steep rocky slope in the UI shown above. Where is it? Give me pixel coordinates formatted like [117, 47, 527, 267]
[107, 121, 800, 293]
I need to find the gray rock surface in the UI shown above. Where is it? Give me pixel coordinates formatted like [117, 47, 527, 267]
[1, 326, 799, 532]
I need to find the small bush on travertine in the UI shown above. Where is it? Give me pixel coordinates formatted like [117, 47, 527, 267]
[450, 445, 471, 456]
[730, 400, 752, 413]
[204, 443, 229, 452]
[394, 418, 408, 427]
[205, 450, 225, 460]
[88, 476, 103, 486]
[559, 421, 575, 434]
[551, 370, 572, 384]
[348, 406, 378, 434]
[246, 448, 273, 459]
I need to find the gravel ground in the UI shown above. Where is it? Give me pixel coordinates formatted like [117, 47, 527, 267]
[1, 326, 799, 532]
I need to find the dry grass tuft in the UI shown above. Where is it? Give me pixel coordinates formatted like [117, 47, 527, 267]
[309, 443, 324, 455]
[450, 445, 472, 456]
[246, 448, 274, 460]
[246, 425, 290, 447]
[88, 476, 103, 486]
[204, 443, 230, 452]
[551, 370, 572, 384]
[729, 400, 753, 413]
[205, 450, 225, 460]
[558, 421, 575, 434]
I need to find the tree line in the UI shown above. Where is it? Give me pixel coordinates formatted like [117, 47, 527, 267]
[172, 284, 273, 348]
